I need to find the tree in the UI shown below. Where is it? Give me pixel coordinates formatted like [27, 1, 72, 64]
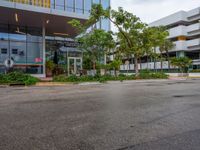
[88, 4, 170, 76]
[147, 26, 169, 72]
[89, 5, 154, 76]
[109, 59, 122, 76]
[159, 39, 174, 71]
[170, 57, 192, 73]
[69, 19, 115, 70]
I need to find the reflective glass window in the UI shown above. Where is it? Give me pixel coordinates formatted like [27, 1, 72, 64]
[84, 0, 91, 14]
[93, 0, 99, 4]
[56, 0, 65, 10]
[76, 0, 83, 14]
[0, 24, 44, 74]
[51, 0, 55, 8]
[1, 48, 7, 54]
[9, 26, 26, 42]
[12, 49, 18, 55]
[66, 0, 75, 12]
[0, 24, 8, 40]
[0, 25, 9, 65]
[101, 0, 109, 9]
[10, 41, 26, 64]
[101, 19, 110, 31]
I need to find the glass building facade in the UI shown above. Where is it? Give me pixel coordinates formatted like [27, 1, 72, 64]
[50, 0, 110, 31]
[0, 24, 43, 74]
[0, 0, 110, 75]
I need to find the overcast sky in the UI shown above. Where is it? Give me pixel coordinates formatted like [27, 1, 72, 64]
[111, 0, 200, 24]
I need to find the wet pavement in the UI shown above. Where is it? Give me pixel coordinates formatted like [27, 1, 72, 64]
[0, 79, 200, 150]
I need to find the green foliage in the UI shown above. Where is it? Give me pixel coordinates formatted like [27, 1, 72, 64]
[53, 70, 168, 83]
[68, 19, 85, 33]
[69, 14, 115, 70]
[109, 60, 122, 71]
[190, 69, 200, 73]
[159, 39, 174, 54]
[53, 74, 136, 83]
[0, 72, 39, 85]
[88, 5, 169, 75]
[46, 60, 55, 71]
[79, 29, 115, 70]
[170, 57, 192, 73]
[99, 64, 110, 70]
[139, 69, 169, 79]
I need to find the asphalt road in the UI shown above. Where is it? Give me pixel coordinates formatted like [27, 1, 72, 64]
[0, 79, 200, 150]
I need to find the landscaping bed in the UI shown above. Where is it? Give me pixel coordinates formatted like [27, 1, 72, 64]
[0, 72, 39, 86]
[53, 71, 169, 83]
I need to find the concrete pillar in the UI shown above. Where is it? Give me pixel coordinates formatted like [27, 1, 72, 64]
[42, 25, 46, 77]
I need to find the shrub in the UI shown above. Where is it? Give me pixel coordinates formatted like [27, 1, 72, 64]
[53, 74, 136, 83]
[139, 69, 168, 79]
[0, 72, 39, 85]
[190, 69, 200, 73]
[170, 57, 192, 73]
[53, 75, 78, 82]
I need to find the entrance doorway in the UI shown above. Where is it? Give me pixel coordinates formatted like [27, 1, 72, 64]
[68, 57, 82, 76]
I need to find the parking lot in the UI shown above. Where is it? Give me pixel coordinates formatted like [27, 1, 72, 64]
[0, 79, 200, 150]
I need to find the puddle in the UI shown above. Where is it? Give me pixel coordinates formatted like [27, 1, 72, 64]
[173, 94, 199, 98]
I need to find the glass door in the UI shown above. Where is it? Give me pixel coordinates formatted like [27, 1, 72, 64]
[69, 58, 75, 75]
[68, 57, 82, 76]
[75, 58, 82, 75]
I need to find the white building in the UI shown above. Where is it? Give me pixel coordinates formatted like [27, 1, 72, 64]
[120, 7, 200, 72]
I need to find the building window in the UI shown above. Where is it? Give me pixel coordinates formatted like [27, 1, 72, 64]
[93, 0, 100, 4]
[101, 0, 109, 9]
[51, 0, 55, 9]
[1, 48, 7, 54]
[84, 0, 91, 14]
[56, 0, 65, 10]
[101, 19, 110, 31]
[12, 49, 18, 55]
[76, 0, 84, 14]
[66, 0, 75, 12]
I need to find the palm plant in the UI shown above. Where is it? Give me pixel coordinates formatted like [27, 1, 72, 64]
[170, 57, 192, 74]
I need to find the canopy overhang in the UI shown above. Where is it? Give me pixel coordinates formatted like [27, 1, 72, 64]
[0, 1, 89, 37]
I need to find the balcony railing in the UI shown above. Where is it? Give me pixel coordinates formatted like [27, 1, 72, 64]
[3, 0, 50, 8]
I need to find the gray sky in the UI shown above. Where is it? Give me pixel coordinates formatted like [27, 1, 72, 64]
[111, 0, 200, 23]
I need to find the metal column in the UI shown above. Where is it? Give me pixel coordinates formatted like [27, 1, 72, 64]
[42, 25, 46, 77]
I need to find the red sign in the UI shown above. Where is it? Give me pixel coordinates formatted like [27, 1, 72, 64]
[35, 58, 43, 63]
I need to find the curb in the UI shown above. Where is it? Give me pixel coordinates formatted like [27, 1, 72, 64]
[35, 82, 74, 87]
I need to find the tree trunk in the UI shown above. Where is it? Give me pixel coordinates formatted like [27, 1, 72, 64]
[161, 60, 163, 72]
[114, 69, 117, 77]
[93, 61, 96, 70]
[161, 53, 163, 72]
[153, 47, 156, 72]
[166, 50, 170, 72]
[134, 57, 139, 76]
